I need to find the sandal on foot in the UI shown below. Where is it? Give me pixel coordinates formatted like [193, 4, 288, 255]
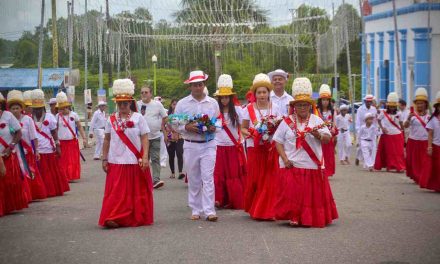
[207, 215, 218, 222]
[191, 215, 201, 220]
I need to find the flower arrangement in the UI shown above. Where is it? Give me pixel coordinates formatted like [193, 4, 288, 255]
[168, 113, 221, 140]
[252, 115, 283, 141]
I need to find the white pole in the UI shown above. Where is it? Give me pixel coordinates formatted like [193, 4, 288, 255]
[37, 0, 45, 90]
[392, 0, 402, 97]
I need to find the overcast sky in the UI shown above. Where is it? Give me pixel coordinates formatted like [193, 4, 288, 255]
[0, 0, 359, 40]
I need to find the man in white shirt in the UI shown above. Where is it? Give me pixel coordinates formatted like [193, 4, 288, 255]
[355, 94, 377, 165]
[268, 69, 293, 116]
[154, 96, 169, 168]
[137, 86, 168, 189]
[398, 99, 410, 144]
[174, 70, 220, 222]
[89, 101, 107, 160]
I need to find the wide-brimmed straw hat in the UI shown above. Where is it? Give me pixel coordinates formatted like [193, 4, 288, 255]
[7, 90, 25, 109]
[250, 73, 273, 93]
[290, 77, 314, 105]
[30, 89, 46, 108]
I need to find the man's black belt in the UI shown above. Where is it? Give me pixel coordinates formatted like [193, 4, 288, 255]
[184, 139, 213, 144]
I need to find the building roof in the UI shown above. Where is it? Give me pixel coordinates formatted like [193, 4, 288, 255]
[0, 68, 68, 90]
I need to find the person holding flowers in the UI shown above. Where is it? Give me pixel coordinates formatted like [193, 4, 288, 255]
[273, 77, 338, 227]
[317, 84, 337, 175]
[241, 73, 283, 220]
[173, 70, 220, 222]
[30, 89, 69, 197]
[213, 74, 246, 210]
[7, 90, 47, 201]
[98, 78, 153, 228]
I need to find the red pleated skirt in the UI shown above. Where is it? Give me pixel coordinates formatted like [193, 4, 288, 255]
[60, 139, 81, 181]
[405, 139, 431, 185]
[275, 167, 338, 227]
[25, 152, 47, 200]
[99, 163, 154, 227]
[39, 153, 70, 197]
[0, 153, 29, 215]
[425, 144, 440, 192]
[244, 144, 279, 220]
[322, 139, 336, 177]
[374, 133, 406, 172]
[214, 145, 247, 209]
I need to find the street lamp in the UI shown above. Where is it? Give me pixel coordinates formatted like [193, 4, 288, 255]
[152, 55, 157, 96]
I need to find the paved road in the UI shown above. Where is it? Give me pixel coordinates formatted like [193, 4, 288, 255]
[0, 148, 439, 264]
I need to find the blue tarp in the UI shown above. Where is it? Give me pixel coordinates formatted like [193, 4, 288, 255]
[0, 68, 69, 90]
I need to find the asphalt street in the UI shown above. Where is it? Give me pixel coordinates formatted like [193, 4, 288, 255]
[0, 147, 439, 264]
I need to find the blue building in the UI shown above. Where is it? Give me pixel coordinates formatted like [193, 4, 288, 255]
[362, 0, 439, 104]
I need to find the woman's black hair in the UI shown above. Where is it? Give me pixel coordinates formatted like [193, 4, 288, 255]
[0, 101, 6, 111]
[218, 95, 238, 128]
[168, 99, 178, 115]
[317, 98, 334, 119]
[130, 100, 137, 112]
[428, 104, 440, 122]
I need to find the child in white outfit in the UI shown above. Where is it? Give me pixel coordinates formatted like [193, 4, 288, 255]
[357, 113, 378, 171]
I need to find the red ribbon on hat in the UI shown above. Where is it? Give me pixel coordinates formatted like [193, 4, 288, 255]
[185, 75, 206, 83]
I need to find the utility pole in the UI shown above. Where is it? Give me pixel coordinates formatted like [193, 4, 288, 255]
[37, 0, 45, 90]
[392, 0, 402, 96]
[98, 6, 103, 90]
[106, 0, 113, 87]
[332, 3, 338, 100]
[51, 0, 58, 67]
[84, 0, 89, 134]
[290, 8, 299, 77]
[344, 6, 353, 107]
[67, 1, 73, 71]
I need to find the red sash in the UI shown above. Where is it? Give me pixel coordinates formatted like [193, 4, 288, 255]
[0, 136, 9, 149]
[59, 114, 77, 139]
[21, 140, 33, 154]
[110, 114, 143, 160]
[412, 113, 429, 132]
[35, 124, 55, 149]
[284, 117, 322, 168]
[247, 104, 262, 145]
[219, 113, 245, 166]
[383, 111, 402, 132]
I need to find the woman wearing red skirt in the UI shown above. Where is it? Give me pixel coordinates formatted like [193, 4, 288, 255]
[403, 88, 431, 185]
[426, 92, 440, 192]
[273, 77, 338, 227]
[317, 84, 337, 175]
[55, 92, 88, 182]
[241, 73, 282, 220]
[0, 94, 29, 216]
[374, 92, 405, 172]
[213, 74, 246, 209]
[31, 89, 69, 197]
[8, 90, 47, 201]
[99, 79, 153, 228]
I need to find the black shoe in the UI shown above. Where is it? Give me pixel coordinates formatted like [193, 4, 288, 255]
[355, 159, 359, 166]
[153, 181, 164, 189]
[178, 173, 185, 180]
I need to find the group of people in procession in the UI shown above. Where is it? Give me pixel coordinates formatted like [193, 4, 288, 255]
[0, 68, 439, 230]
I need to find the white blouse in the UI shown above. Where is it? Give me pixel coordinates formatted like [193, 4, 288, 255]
[19, 114, 37, 154]
[34, 113, 57, 154]
[378, 111, 402, 135]
[273, 114, 330, 169]
[215, 106, 243, 147]
[105, 112, 150, 164]
[408, 114, 430, 141]
[0, 111, 21, 154]
[426, 116, 440, 146]
[56, 111, 80, 140]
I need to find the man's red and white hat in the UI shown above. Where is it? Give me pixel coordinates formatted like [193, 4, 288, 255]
[184, 70, 209, 84]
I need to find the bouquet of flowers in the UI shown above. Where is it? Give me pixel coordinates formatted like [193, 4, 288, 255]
[252, 115, 283, 142]
[168, 113, 221, 141]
